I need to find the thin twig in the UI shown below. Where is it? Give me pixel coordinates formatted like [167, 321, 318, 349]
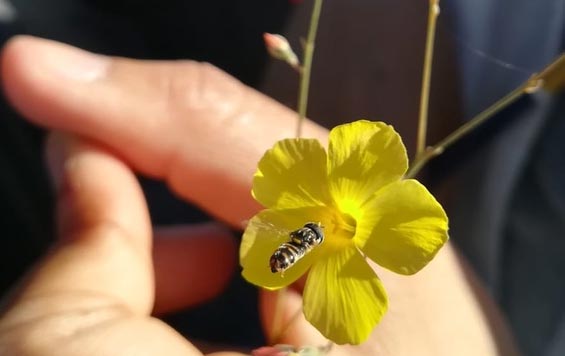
[405, 74, 545, 179]
[296, 0, 324, 138]
[415, 0, 440, 157]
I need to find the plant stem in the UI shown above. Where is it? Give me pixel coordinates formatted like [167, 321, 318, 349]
[416, 0, 440, 156]
[404, 75, 544, 179]
[268, 288, 286, 344]
[296, 0, 324, 138]
[275, 305, 304, 343]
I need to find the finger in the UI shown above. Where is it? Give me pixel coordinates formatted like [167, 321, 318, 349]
[259, 288, 328, 349]
[6, 132, 154, 317]
[1, 35, 329, 227]
[152, 223, 236, 315]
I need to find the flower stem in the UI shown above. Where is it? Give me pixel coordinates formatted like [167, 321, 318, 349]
[296, 0, 324, 138]
[404, 75, 545, 179]
[276, 305, 303, 342]
[268, 288, 287, 344]
[416, 0, 440, 157]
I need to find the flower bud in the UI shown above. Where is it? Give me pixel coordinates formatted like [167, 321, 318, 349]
[263, 33, 300, 69]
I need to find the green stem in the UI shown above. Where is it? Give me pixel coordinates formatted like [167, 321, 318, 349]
[416, 0, 440, 156]
[296, 0, 324, 138]
[405, 75, 544, 179]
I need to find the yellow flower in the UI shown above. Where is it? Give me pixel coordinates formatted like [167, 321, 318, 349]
[240, 120, 449, 345]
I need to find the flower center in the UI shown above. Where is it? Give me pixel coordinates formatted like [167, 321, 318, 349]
[326, 212, 357, 247]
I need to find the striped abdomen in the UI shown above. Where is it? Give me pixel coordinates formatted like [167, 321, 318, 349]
[270, 222, 324, 273]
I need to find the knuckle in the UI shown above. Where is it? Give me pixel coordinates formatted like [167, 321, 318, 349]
[163, 60, 248, 126]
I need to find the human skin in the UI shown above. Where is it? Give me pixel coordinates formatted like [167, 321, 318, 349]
[0, 36, 520, 355]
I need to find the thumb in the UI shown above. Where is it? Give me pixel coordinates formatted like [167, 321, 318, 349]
[0, 133, 205, 355]
[6, 132, 154, 315]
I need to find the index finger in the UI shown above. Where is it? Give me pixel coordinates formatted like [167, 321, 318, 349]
[1, 35, 328, 226]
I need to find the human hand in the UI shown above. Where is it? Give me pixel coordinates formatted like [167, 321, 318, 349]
[0, 35, 328, 356]
[0, 36, 518, 355]
[0, 131, 245, 356]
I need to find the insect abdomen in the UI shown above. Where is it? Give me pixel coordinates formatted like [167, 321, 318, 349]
[270, 241, 310, 273]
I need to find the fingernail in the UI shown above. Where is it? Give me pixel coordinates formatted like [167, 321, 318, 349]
[251, 346, 292, 356]
[34, 37, 109, 82]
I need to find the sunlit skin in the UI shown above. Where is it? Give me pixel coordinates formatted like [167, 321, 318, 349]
[0, 36, 519, 355]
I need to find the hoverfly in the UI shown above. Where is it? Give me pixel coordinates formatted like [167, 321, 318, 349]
[269, 222, 324, 274]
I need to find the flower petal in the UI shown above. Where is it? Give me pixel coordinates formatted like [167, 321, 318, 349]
[241, 207, 331, 290]
[355, 179, 449, 275]
[253, 138, 331, 209]
[327, 121, 408, 213]
[303, 247, 388, 345]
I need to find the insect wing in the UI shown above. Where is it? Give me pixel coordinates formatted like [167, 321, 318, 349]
[241, 219, 293, 241]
